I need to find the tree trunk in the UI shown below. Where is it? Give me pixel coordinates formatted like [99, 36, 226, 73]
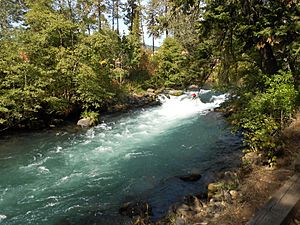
[97, 0, 102, 31]
[116, 0, 119, 34]
[152, 36, 155, 53]
[112, 0, 115, 30]
[130, 4, 134, 32]
[140, 11, 145, 46]
[165, 0, 169, 37]
[259, 42, 278, 75]
[67, 0, 74, 21]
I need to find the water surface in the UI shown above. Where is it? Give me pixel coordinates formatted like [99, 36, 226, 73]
[0, 91, 242, 225]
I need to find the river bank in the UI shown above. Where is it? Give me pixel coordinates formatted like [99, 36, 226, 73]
[0, 89, 160, 134]
[149, 112, 300, 225]
[3, 89, 296, 225]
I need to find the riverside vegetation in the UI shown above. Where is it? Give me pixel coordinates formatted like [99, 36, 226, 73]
[1, 0, 299, 165]
[1, 0, 300, 224]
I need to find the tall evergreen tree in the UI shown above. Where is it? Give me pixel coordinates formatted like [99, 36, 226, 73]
[146, 0, 162, 52]
[0, 0, 26, 37]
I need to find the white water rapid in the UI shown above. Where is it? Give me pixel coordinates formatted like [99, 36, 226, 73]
[0, 90, 241, 225]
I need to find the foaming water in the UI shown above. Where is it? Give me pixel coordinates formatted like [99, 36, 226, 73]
[0, 90, 241, 225]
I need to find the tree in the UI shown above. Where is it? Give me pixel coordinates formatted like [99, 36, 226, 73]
[154, 37, 188, 87]
[145, 0, 162, 53]
[0, 0, 26, 36]
[123, 0, 140, 32]
[107, 0, 122, 33]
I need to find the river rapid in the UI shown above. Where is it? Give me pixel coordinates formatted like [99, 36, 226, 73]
[0, 90, 242, 225]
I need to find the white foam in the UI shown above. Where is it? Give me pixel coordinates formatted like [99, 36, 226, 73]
[20, 156, 51, 170]
[199, 89, 212, 94]
[94, 146, 113, 153]
[91, 91, 228, 150]
[56, 146, 62, 153]
[97, 123, 112, 130]
[38, 166, 50, 173]
[124, 151, 153, 159]
[86, 129, 95, 138]
[65, 205, 81, 212]
[0, 215, 7, 221]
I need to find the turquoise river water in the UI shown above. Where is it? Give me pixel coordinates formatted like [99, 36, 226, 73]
[0, 90, 242, 225]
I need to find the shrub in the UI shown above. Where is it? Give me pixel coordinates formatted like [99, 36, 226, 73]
[231, 70, 297, 165]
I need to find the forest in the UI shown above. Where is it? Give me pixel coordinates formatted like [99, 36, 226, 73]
[0, 0, 300, 163]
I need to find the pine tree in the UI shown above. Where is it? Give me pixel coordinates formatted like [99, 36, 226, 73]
[146, 0, 161, 53]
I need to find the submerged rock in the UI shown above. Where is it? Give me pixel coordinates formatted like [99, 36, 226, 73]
[177, 173, 202, 182]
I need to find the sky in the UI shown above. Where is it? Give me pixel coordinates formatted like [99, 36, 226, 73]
[107, 0, 165, 47]
[118, 18, 165, 47]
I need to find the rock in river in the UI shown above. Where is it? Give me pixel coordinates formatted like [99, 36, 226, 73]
[169, 90, 184, 96]
[177, 173, 202, 182]
[77, 118, 94, 127]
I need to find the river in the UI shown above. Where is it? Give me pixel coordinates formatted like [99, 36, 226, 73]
[0, 90, 242, 225]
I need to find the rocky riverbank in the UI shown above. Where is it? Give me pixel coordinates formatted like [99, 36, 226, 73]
[157, 113, 300, 225]
[114, 112, 300, 225]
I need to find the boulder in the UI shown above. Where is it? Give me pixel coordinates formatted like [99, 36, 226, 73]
[177, 173, 202, 182]
[175, 204, 194, 218]
[243, 152, 261, 165]
[77, 118, 94, 127]
[191, 196, 203, 213]
[175, 217, 185, 225]
[147, 88, 155, 93]
[229, 190, 238, 199]
[207, 183, 221, 193]
[222, 190, 232, 202]
[188, 84, 199, 90]
[169, 90, 184, 96]
[155, 87, 165, 94]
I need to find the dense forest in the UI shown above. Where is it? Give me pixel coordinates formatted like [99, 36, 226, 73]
[0, 0, 300, 163]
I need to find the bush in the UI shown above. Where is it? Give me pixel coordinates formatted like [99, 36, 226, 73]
[231, 70, 297, 165]
[81, 111, 99, 125]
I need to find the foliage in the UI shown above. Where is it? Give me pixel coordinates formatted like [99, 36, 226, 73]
[0, 1, 146, 130]
[80, 110, 100, 125]
[152, 37, 187, 88]
[231, 71, 297, 164]
[1, 0, 300, 145]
